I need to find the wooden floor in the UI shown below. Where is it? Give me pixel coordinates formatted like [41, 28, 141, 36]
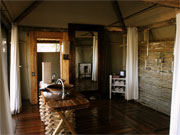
[13, 101, 45, 135]
[75, 78, 98, 91]
[13, 96, 170, 135]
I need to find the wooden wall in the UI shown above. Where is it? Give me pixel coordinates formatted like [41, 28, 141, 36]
[138, 41, 174, 115]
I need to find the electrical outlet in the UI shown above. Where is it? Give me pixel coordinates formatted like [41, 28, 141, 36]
[32, 72, 35, 76]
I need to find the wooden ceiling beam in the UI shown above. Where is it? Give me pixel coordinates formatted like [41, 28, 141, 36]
[0, 11, 11, 29]
[14, 0, 43, 24]
[105, 26, 123, 32]
[18, 25, 68, 32]
[1, 0, 13, 22]
[112, 0, 126, 31]
[139, 18, 176, 31]
[108, 4, 159, 27]
[124, 4, 158, 20]
[142, 0, 180, 8]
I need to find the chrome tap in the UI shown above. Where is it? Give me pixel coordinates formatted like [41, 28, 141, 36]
[56, 79, 65, 99]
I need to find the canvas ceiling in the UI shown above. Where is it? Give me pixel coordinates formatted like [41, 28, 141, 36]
[1, 1, 177, 28]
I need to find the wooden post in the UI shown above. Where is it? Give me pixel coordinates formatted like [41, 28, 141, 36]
[122, 34, 126, 70]
[144, 29, 149, 70]
[29, 32, 38, 104]
[61, 32, 69, 84]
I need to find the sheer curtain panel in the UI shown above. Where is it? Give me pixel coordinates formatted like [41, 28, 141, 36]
[126, 27, 138, 100]
[92, 33, 98, 81]
[0, 25, 14, 134]
[169, 13, 180, 135]
[10, 24, 22, 114]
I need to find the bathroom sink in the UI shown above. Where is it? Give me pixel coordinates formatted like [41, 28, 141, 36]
[44, 83, 74, 101]
[42, 89, 75, 101]
[47, 84, 74, 90]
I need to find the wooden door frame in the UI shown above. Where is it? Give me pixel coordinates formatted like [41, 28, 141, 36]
[68, 23, 105, 94]
[29, 31, 68, 104]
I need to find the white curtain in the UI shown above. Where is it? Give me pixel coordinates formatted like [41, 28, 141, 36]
[10, 24, 22, 114]
[126, 27, 138, 100]
[0, 25, 14, 134]
[92, 33, 98, 81]
[169, 13, 180, 135]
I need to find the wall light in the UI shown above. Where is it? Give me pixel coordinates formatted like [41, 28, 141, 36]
[61, 41, 70, 60]
[62, 41, 70, 54]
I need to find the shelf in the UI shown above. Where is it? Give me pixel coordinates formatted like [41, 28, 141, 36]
[112, 78, 126, 80]
[109, 74, 126, 99]
[112, 85, 126, 87]
[112, 91, 125, 94]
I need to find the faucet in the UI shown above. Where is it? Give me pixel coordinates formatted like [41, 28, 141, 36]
[56, 79, 65, 99]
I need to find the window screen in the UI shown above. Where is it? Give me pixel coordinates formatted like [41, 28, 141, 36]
[37, 43, 60, 52]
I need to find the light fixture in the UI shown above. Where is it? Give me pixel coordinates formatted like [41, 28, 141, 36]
[62, 41, 70, 54]
[61, 41, 70, 60]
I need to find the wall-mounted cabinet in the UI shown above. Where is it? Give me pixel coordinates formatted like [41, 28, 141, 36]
[109, 75, 126, 99]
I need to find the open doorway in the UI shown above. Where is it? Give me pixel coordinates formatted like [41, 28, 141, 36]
[75, 31, 98, 91]
[36, 39, 60, 84]
[29, 32, 69, 104]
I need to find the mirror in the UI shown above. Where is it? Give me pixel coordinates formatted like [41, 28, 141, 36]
[68, 24, 105, 95]
[75, 31, 98, 91]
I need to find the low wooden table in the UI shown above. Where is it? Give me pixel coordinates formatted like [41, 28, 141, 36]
[41, 88, 90, 135]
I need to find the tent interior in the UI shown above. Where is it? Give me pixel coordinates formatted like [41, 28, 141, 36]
[0, 0, 180, 134]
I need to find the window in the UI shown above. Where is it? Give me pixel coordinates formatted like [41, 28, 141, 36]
[37, 43, 60, 52]
[1, 26, 9, 88]
[2, 40, 7, 52]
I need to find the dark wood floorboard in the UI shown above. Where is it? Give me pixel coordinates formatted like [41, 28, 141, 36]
[13, 96, 170, 135]
[13, 101, 45, 135]
[75, 78, 98, 92]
